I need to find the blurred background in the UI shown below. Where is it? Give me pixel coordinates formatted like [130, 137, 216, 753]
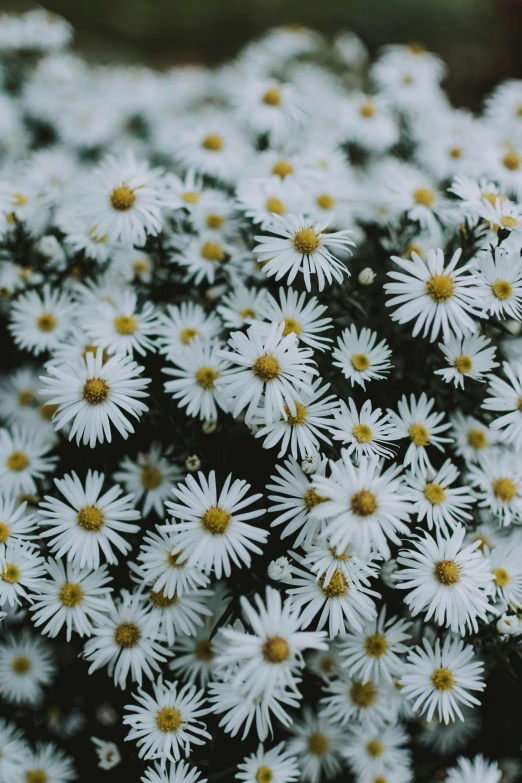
[2, 0, 522, 109]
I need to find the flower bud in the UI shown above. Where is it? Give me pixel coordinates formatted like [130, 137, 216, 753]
[267, 556, 293, 581]
[358, 267, 376, 285]
[185, 454, 201, 472]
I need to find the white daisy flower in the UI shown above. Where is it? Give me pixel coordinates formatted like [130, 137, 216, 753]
[30, 558, 112, 640]
[156, 302, 223, 361]
[383, 162, 453, 231]
[232, 77, 306, 141]
[468, 448, 522, 525]
[473, 247, 522, 320]
[488, 538, 522, 609]
[216, 321, 316, 425]
[170, 616, 218, 687]
[8, 284, 75, 355]
[185, 187, 239, 238]
[123, 677, 210, 762]
[266, 456, 329, 548]
[83, 589, 171, 689]
[254, 213, 353, 292]
[253, 378, 339, 459]
[387, 392, 452, 474]
[311, 452, 413, 559]
[140, 584, 213, 647]
[300, 537, 380, 590]
[400, 635, 485, 724]
[0, 366, 41, 424]
[446, 755, 501, 783]
[339, 606, 411, 684]
[306, 638, 344, 682]
[482, 361, 522, 450]
[320, 670, 395, 727]
[329, 398, 399, 460]
[0, 495, 39, 551]
[79, 150, 179, 246]
[39, 350, 151, 448]
[141, 759, 207, 783]
[113, 443, 183, 518]
[417, 706, 480, 756]
[175, 233, 234, 286]
[478, 196, 522, 236]
[236, 176, 304, 227]
[91, 737, 121, 771]
[217, 284, 267, 328]
[403, 460, 475, 534]
[450, 411, 499, 464]
[133, 526, 210, 598]
[395, 524, 493, 634]
[0, 423, 57, 496]
[173, 114, 249, 182]
[236, 741, 299, 783]
[435, 333, 498, 388]
[84, 289, 159, 357]
[332, 326, 393, 389]
[163, 339, 232, 422]
[163, 470, 267, 579]
[38, 469, 140, 569]
[384, 248, 482, 342]
[286, 708, 346, 783]
[0, 629, 55, 705]
[0, 718, 28, 781]
[217, 587, 327, 700]
[0, 540, 46, 607]
[20, 742, 76, 782]
[258, 287, 333, 351]
[342, 722, 411, 782]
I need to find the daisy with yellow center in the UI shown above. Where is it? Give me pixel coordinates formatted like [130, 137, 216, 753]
[340, 606, 411, 684]
[332, 325, 392, 389]
[330, 398, 399, 460]
[404, 459, 475, 534]
[473, 247, 522, 321]
[435, 333, 498, 390]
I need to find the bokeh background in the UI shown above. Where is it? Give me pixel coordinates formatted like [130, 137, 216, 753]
[2, 0, 522, 109]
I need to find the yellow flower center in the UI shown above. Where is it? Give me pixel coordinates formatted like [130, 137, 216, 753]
[114, 621, 141, 648]
[350, 489, 378, 517]
[200, 506, 231, 535]
[39, 402, 59, 421]
[364, 633, 388, 658]
[406, 243, 423, 258]
[320, 656, 336, 675]
[262, 635, 290, 663]
[353, 423, 373, 443]
[409, 423, 429, 447]
[321, 569, 349, 598]
[82, 344, 110, 364]
[316, 193, 336, 210]
[360, 101, 376, 118]
[467, 428, 487, 449]
[195, 638, 214, 661]
[303, 486, 328, 512]
[167, 549, 186, 568]
[206, 213, 225, 229]
[351, 353, 370, 371]
[110, 185, 136, 211]
[473, 534, 491, 553]
[434, 559, 460, 585]
[6, 451, 29, 472]
[202, 134, 223, 151]
[282, 317, 302, 337]
[366, 740, 384, 757]
[0, 522, 10, 543]
[431, 667, 454, 691]
[26, 771, 48, 783]
[271, 160, 294, 178]
[252, 354, 281, 382]
[426, 274, 455, 302]
[13, 193, 27, 206]
[494, 568, 511, 587]
[307, 733, 330, 755]
[350, 680, 377, 708]
[182, 191, 201, 204]
[449, 147, 462, 159]
[37, 313, 57, 332]
[502, 151, 520, 171]
[140, 466, 163, 489]
[413, 188, 436, 206]
[195, 366, 220, 390]
[240, 307, 257, 320]
[492, 280, 513, 300]
[155, 706, 182, 732]
[256, 767, 274, 783]
[265, 197, 286, 215]
[83, 377, 109, 405]
[293, 228, 321, 254]
[77, 505, 105, 532]
[18, 389, 35, 407]
[12, 655, 31, 675]
[500, 215, 518, 229]
[284, 402, 308, 426]
[454, 354, 473, 373]
[2, 564, 20, 583]
[493, 477, 517, 502]
[149, 588, 177, 608]
[424, 483, 446, 505]
[59, 582, 84, 607]
[114, 315, 137, 335]
[180, 327, 199, 344]
[133, 260, 150, 275]
[201, 241, 225, 262]
[263, 87, 281, 106]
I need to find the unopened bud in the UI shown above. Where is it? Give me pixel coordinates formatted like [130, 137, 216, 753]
[267, 556, 293, 581]
[202, 419, 217, 434]
[185, 455, 201, 472]
[358, 267, 376, 285]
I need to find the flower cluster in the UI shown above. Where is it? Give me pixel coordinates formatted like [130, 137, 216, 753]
[0, 9, 521, 783]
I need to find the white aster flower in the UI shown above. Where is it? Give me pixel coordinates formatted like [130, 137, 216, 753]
[403, 460, 475, 534]
[332, 326, 393, 389]
[113, 443, 183, 518]
[488, 538, 522, 608]
[385, 248, 481, 342]
[141, 759, 207, 783]
[91, 737, 121, 770]
[468, 448, 522, 525]
[400, 635, 485, 724]
[217, 284, 267, 328]
[482, 361, 522, 450]
[395, 524, 493, 634]
[0, 629, 55, 705]
[320, 670, 395, 727]
[123, 677, 210, 762]
[236, 741, 299, 783]
[163, 470, 266, 579]
[450, 411, 499, 464]
[329, 398, 398, 460]
[339, 606, 411, 684]
[0, 540, 46, 607]
[285, 708, 345, 783]
[446, 755, 502, 783]
[133, 526, 209, 598]
[473, 247, 522, 320]
[19, 742, 76, 782]
[0, 495, 39, 551]
[38, 469, 140, 569]
[258, 287, 333, 351]
[0, 718, 28, 781]
[342, 722, 411, 782]
[8, 284, 75, 355]
[40, 350, 150, 447]
[387, 392, 452, 474]
[84, 289, 159, 357]
[435, 333, 498, 388]
[0, 423, 56, 496]
[254, 214, 353, 292]
[236, 176, 304, 227]
[156, 302, 223, 361]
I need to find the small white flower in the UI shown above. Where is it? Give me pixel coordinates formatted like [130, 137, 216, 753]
[91, 737, 121, 770]
[332, 326, 392, 389]
[268, 556, 293, 582]
[435, 333, 498, 388]
[358, 267, 376, 285]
